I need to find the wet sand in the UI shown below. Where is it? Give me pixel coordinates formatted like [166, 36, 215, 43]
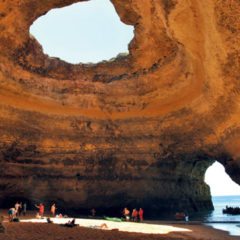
[0, 217, 239, 240]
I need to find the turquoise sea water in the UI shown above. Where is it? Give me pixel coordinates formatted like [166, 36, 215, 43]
[195, 195, 240, 236]
[209, 195, 240, 222]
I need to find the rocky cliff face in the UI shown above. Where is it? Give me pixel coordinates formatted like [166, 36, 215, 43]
[0, 0, 239, 215]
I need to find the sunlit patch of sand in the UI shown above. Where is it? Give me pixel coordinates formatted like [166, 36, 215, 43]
[21, 218, 191, 234]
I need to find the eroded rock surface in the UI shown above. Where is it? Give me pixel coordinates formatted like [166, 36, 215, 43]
[0, 0, 239, 215]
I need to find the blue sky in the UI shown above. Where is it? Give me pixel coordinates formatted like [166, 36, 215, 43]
[30, 0, 240, 197]
[30, 0, 134, 63]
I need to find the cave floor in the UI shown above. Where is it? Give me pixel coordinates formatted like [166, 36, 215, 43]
[0, 215, 238, 240]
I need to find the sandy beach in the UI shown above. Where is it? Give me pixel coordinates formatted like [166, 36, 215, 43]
[0, 216, 239, 240]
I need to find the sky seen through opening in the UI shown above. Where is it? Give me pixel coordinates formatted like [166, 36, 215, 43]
[30, 0, 134, 64]
[205, 161, 240, 196]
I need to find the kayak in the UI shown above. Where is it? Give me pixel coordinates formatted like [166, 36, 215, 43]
[104, 216, 123, 222]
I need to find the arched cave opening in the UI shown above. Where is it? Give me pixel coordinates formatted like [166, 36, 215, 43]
[205, 161, 240, 197]
[29, 0, 134, 64]
[204, 161, 240, 221]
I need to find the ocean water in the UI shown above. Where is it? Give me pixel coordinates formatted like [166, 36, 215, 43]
[208, 195, 240, 222]
[193, 195, 240, 236]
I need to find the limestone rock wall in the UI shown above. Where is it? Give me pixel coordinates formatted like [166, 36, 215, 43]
[0, 0, 240, 215]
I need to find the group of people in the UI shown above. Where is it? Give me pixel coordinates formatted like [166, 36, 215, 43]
[122, 207, 144, 222]
[8, 202, 57, 221]
[8, 202, 27, 221]
[8, 202, 144, 223]
[35, 203, 57, 218]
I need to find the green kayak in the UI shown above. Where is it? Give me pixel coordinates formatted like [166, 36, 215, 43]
[104, 216, 123, 222]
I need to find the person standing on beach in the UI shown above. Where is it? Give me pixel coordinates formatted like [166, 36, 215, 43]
[18, 202, 23, 216]
[139, 208, 144, 221]
[23, 202, 27, 216]
[8, 208, 16, 221]
[91, 208, 96, 217]
[123, 207, 130, 221]
[14, 202, 20, 217]
[131, 208, 138, 222]
[35, 203, 44, 217]
[50, 203, 56, 217]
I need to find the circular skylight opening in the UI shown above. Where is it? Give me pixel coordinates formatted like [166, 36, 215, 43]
[30, 0, 134, 64]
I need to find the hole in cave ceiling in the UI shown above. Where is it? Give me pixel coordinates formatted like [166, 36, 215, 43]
[29, 0, 134, 64]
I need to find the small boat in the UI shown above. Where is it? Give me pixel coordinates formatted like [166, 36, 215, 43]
[104, 216, 123, 222]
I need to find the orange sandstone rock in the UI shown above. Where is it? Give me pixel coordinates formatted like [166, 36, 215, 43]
[0, 0, 239, 214]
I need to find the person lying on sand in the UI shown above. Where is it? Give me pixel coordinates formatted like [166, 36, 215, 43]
[89, 223, 108, 229]
[63, 219, 77, 228]
[47, 217, 53, 224]
[35, 213, 43, 219]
